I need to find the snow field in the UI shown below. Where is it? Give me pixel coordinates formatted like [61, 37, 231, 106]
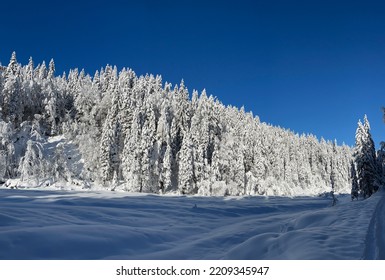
[0, 187, 383, 260]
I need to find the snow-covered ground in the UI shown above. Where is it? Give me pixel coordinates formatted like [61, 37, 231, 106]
[0, 187, 384, 259]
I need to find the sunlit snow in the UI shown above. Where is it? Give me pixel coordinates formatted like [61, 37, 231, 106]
[0, 187, 383, 259]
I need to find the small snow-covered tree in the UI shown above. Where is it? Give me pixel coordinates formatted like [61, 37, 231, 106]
[52, 143, 71, 182]
[18, 140, 44, 183]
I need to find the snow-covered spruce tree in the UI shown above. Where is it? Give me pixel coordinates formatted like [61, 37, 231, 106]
[21, 57, 40, 121]
[2, 52, 24, 127]
[117, 68, 136, 140]
[0, 120, 15, 178]
[160, 141, 173, 193]
[98, 89, 121, 185]
[350, 161, 359, 200]
[354, 115, 378, 198]
[330, 140, 347, 194]
[122, 108, 144, 192]
[42, 59, 62, 135]
[0, 124, 9, 180]
[189, 90, 210, 188]
[17, 120, 46, 184]
[18, 139, 44, 183]
[139, 103, 158, 193]
[156, 105, 173, 193]
[51, 141, 73, 183]
[378, 107, 385, 185]
[73, 70, 97, 126]
[0, 149, 6, 180]
[376, 141, 385, 185]
[156, 105, 171, 193]
[178, 131, 196, 194]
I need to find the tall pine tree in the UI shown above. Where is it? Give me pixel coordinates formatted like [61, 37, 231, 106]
[354, 115, 378, 198]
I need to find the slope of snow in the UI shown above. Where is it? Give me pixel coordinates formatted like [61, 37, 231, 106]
[0, 187, 383, 259]
[362, 190, 385, 259]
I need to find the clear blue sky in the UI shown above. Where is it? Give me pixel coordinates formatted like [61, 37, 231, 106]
[1, 0, 384, 147]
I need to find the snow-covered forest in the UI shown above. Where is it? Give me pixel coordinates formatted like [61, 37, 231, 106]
[0, 52, 354, 196]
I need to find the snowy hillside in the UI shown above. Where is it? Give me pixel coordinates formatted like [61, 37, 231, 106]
[0, 187, 383, 260]
[0, 52, 353, 197]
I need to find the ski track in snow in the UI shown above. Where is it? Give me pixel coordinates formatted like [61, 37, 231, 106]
[363, 188, 385, 259]
[0, 188, 383, 260]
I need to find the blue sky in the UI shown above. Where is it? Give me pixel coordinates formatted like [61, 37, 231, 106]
[1, 0, 384, 147]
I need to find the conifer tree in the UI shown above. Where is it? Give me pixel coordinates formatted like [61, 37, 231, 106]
[48, 59, 55, 80]
[350, 161, 359, 200]
[156, 105, 173, 192]
[160, 141, 173, 192]
[0, 121, 15, 179]
[178, 132, 195, 194]
[18, 140, 44, 183]
[376, 141, 385, 185]
[26, 56, 34, 81]
[38, 61, 48, 80]
[52, 142, 71, 182]
[122, 109, 144, 192]
[98, 96, 120, 184]
[3, 52, 23, 126]
[354, 116, 378, 198]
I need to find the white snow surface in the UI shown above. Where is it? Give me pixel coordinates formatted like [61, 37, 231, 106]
[0, 186, 384, 260]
